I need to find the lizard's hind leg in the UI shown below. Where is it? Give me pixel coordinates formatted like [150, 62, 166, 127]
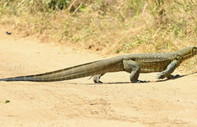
[93, 74, 105, 84]
[123, 60, 141, 83]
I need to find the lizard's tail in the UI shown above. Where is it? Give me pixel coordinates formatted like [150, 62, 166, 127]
[0, 61, 103, 82]
[0, 58, 122, 82]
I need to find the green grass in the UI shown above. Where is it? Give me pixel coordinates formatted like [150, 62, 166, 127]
[0, 0, 197, 72]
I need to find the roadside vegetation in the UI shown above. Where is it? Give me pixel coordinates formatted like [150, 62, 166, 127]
[0, 0, 197, 71]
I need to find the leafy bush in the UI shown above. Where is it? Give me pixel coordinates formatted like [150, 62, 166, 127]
[48, 0, 70, 10]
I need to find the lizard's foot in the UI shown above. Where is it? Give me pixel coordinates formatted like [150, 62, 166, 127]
[93, 80, 103, 84]
[157, 72, 167, 79]
[157, 72, 180, 79]
[131, 80, 148, 83]
[93, 74, 104, 84]
[167, 74, 180, 79]
[93, 76, 103, 84]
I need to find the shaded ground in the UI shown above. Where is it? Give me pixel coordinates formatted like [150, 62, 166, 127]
[0, 30, 197, 127]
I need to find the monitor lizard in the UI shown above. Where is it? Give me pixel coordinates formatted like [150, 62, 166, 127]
[0, 46, 196, 83]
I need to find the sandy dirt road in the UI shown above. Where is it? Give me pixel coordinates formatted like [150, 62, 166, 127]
[0, 30, 197, 127]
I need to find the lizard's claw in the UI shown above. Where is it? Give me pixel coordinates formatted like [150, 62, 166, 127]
[92, 74, 104, 84]
[93, 76, 103, 84]
[167, 74, 181, 79]
[89, 76, 102, 83]
[137, 80, 149, 83]
[94, 80, 103, 84]
[157, 72, 166, 79]
[157, 72, 180, 79]
[132, 80, 148, 83]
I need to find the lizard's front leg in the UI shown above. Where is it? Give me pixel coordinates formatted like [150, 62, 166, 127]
[123, 60, 143, 83]
[157, 60, 180, 79]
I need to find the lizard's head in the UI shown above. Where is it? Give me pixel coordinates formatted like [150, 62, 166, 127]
[192, 47, 197, 55]
[178, 46, 197, 61]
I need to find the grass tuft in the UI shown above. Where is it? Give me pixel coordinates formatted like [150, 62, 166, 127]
[0, 0, 197, 72]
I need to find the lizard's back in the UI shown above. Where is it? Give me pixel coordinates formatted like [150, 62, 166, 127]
[123, 53, 175, 73]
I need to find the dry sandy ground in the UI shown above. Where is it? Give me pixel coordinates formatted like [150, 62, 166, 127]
[0, 30, 197, 127]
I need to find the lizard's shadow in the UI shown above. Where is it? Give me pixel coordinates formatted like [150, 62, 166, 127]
[70, 71, 197, 85]
[102, 71, 197, 84]
[154, 71, 197, 83]
[70, 81, 131, 85]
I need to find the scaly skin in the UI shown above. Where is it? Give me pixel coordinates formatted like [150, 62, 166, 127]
[0, 47, 197, 83]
